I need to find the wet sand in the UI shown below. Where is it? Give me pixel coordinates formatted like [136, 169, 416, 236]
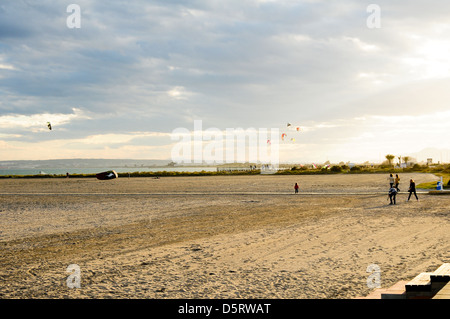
[0, 173, 449, 299]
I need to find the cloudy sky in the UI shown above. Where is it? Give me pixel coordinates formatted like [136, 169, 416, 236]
[1, 0, 450, 164]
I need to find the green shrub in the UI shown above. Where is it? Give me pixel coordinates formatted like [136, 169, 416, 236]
[330, 165, 342, 172]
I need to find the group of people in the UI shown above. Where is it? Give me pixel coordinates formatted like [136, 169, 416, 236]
[388, 173, 419, 205]
[292, 174, 419, 205]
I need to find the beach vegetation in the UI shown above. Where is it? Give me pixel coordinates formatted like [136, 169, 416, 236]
[330, 165, 342, 173]
[385, 154, 395, 166]
[1, 163, 449, 180]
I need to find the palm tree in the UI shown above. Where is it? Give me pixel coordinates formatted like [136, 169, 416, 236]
[385, 154, 395, 166]
[403, 156, 410, 167]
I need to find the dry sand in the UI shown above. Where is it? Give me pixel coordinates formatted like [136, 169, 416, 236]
[0, 173, 449, 299]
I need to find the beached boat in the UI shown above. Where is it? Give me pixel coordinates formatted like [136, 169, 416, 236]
[96, 170, 118, 180]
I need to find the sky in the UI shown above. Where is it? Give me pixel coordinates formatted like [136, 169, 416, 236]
[1, 0, 450, 164]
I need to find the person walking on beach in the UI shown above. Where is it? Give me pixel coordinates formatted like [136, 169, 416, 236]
[394, 174, 400, 191]
[388, 186, 398, 205]
[388, 174, 394, 188]
[294, 183, 299, 194]
[407, 179, 419, 201]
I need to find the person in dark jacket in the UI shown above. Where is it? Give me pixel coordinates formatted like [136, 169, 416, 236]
[407, 179, 419, 201]
[388, 186, 398, 205]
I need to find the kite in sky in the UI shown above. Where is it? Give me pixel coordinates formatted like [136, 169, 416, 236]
[278, 121, 303, 143]
[47, 122, 52, 130]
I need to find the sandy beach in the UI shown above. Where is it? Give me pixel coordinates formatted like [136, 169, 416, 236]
[0, 173, 449, 299]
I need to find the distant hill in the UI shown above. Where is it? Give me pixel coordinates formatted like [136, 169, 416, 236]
[409, 148, 450, 164]
[0, 159, 173, 169]
[1, 149, 448, 169]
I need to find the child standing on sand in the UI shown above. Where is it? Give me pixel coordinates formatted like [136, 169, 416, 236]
[294, 183, 299, 194]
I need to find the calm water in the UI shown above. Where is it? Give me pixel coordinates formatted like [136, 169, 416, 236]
[0, 167, 217, 176]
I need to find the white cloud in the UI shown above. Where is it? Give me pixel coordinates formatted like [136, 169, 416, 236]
[281, 111, 450, 163]
[343, 37, 380, 52]
[0, 108, 90, 132]
[76, 132, 171, 145]
[167, 86, 192, 100]
[400, 38, 450, 79]
[0, 64, 15, 70]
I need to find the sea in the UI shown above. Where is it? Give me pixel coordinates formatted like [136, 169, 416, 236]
[0, 166, 217, 176]
[0, 159, 260, 176]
